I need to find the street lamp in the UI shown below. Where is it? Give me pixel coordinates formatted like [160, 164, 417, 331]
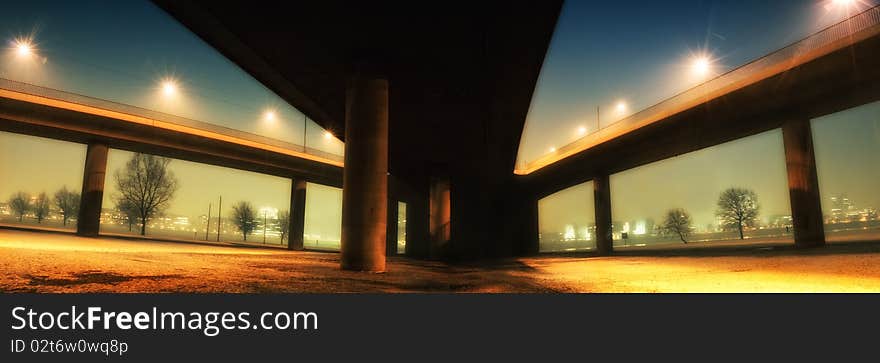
[691, 55, 712, 77]
[15, 40, 32, 58]
[323, 130, 334, 140]
[827, 0, 857, 9]
[615, 101, 628, 116]
[263, 110, 277, 123]
[161, 79, 177, 97]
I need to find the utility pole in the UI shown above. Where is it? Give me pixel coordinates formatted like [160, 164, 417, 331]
[263, 211, 267, 244]
[205, 203, 211, 241]
[596, 105, 601, 131]
[303, 115, 308, 152]
[216, 196, 222, 242]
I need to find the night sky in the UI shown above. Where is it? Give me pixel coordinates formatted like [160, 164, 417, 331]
[0, 0, 343, 155]
[519, 0, 876, 166]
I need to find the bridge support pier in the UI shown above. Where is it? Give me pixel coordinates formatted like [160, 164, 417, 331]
[340, 76, 388, 272]
[429, 175, 451, 258]
[287, 179, 307, 250]
[386, 198, 399, 256]
[782, 118, 826, 248]
[76, 142, 109, 237]
[594, 174, 613, 255]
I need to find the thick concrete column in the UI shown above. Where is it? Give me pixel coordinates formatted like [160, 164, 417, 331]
[287, 179, 307, 251]
[429, 176, 451, 259]
[386, 198, 399, 256]
[340, 76, 388, 272]
[782, 118, 826, 248]
[594, 174, 613, 255]
[404, 179, 431, 259]
[76, 142, 109, 237]
[522, 196, 540, 256]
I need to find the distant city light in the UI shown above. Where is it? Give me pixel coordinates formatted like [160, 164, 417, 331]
[323, 131, 333, 140]
[161, 79, 178, 97]
[563, 225, 576, 241]
[264, 110, 276, 123]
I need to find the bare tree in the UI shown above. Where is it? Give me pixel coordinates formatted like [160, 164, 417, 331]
[54, 186, 80, 226]
[716, 187, 760, 240]
[278, 210, 290, 243]
[8, 192, 29, 222]
[231, 201, 257, 241]
[115, 199, 140, 232]
[660, 208, 692, 244]
[114, 153, 178, 236]
[33, 192, 50, 224]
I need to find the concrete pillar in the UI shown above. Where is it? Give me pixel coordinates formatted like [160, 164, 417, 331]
[76, 142, 109, 237]
[523, 196, 540, 255]
[287, 179, 307, 251]
[405, 179, 431, 259]
[429, 176, 451, 258]
[340, 76, 388, 272]
[594, 174, 613, 255]
[782, 118, 826, 248]
[386, 198, 399, 256]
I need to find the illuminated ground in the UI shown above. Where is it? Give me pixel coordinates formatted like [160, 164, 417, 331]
[3, 228, 880, 293]
[0, 229, 552, 293]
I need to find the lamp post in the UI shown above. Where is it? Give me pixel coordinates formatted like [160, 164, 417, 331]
[216, 196, 222, 242]
[205, 203, 211, 241]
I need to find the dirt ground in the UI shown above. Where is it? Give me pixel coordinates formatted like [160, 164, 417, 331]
[3, 228, 880, 292]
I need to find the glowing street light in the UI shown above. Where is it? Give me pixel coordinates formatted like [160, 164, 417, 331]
[323, 130, 334, 140]
[819, 0, 869, 28]
[15, 40, 32, 57]
[615, 101, 628, 115]
[548, 146, 557, 153]
[691, 55, 712, 77]
[263, 110, 276, 123]
[827, 0, 857, 10]
[577, 126, 588, 136]
[161, 79, 178, 97]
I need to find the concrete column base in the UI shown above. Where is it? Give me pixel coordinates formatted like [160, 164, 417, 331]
[76, 142, 109, 237]
[594, 174, 613, 255]
[340, 76, 389, 272]
[782, 118, 826, 248]
[429, 176, 451, 259]
[288, 179, 307, 251]
[385, 198, 399, 256]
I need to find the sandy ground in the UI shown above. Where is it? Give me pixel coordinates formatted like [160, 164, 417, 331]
[0, 229, 553, 293]
[3, 228, 880, 292]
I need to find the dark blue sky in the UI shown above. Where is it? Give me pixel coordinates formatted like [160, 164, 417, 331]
[519, 0, 876, 166]
[0, 0, 343, 156]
